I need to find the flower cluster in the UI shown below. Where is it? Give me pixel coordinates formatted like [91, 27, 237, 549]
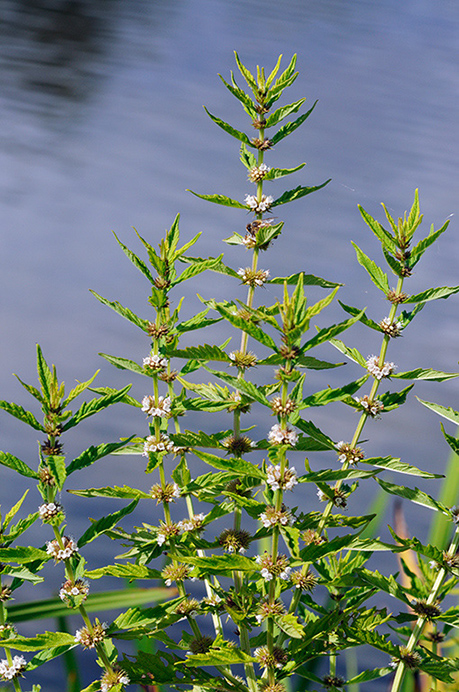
[177, 513, 206, 533]
[0, 655, 27, 681]
[336, 441, 365, 465]
[237, 267, 270, 287]
[268, 423, 298, 446]
[38, 501, 64, 522]
[100, 669, 130, 692]
[317, 487, 347, 508]
[259, 505, 293, 528]
[46, 535, 79, 561]
[366, 355, 396, 379]
[247, 163, 270, 182]
[222, 434, 256, 455]
[255, 552, 291, 581]
[379, 316, 402, 338]
[150, 482, 181, 504]
[291, 569, 317, 591]
[161, 563, 196, 586]
[0, 587, 12, 603]
[218, 528, 251, 554]
[141, 394, 171, 418]
[256, 598, 286, 623]
[244, 194, 273, 213]
[75, 619, 108, 649]
[59, 578, 90, 607]
[143, 434, 174, 455]
[143, 353, 168, 370]
[270, 396, 297, 417]
[229, 350, 258, 368]
[254, 645, 288, 669]
[266, 464, 298, 491]
[354, 395, 385, 418]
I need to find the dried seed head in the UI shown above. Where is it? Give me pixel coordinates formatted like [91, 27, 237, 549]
[427, 630, 445, 643]
[336, 441, 365, 465]
[270, 396, 297, 417]
[39, 467, 55, 486]
[222, 434, 256, 456]
[158, 369, 178, 383]
[0, 587, 12, 603]
[41, 439, 64, 456]
[251, 137, 273, 150]
[411, 599, 442, 620]
[189, 635, 214, 654]
[251, 118, 267, 130]
[146, 323, 170, 340]
[279, 343, 300, 360]
[229, 350, 258, 369]
[154, 276, 170, 290]
[387, 290, 408, 304]
[291, 569, 317, 591]
[322, 675, 345, 689]
[75, 619, 107, 649]
[393, 647, 422, 670]
[150, 482, 180, 504]
[218, 528, 251, 554]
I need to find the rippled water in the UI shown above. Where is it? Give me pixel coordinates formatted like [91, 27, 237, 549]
[0, 1, 458, 689]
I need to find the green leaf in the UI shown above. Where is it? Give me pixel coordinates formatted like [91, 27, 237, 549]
[169, 344, 231, 362]
[234, 51, 257, 92]
[358, 206, 398, 254]
[272, 180, 331, 207]
[0, 401, 44, 431]
[218, 75, 258, 119]
[204, 368, 270, 407]
[265, 98, 306, 127]
[0, 451, 39, 479]
[380, 384, 414, 411]
[98, 353, 144, 376]
[174, 255, 224, 285]
[210, 303, 277, 350]
[179, 553, 256, 574]
[362, 456, 443, 479]
[293, 419, 335, 450]
[0, 546, 49, 564]
[78, 500, 138, 548]
[404, 285, 459, 303]
[13, 374, 44, 404]
[62, 371, 99, 408]
[301, 468, 379, 483]
[175, 309, 222, 334]
[203, 107, 252, 145]
[187, 190, 248, 209]
[409, 220, 450, 269]
[265, 163, 306, 180]
[269, 273, 341, 288]
[299, 376, 368, 408]
[193, 449, 264, 478]
[9, 587, 170, 622]
[2, 491, 29, 530]
[90, 291, 148, 331]
[113, 232, 156, 284]
[351, 242, 390, 293]
[377, 478, 450, 514]
[67, 440, 134, 476]
[328, 338, 368, 367]
[68, 485, 151, 500]
[86, 563, 161, 580]
[338, 301, 381, 331]
[2, 631, 77, 652]
[270, 102, 318, 144]
[35, 345, 54, 403]
[393, 368, 459, 382]
[46, 455, 66, 491]
[61, 385, 131, 431]
[301, 313, 364, 353]
[417, 398, 459, 425]
[275, 613, 305, 639]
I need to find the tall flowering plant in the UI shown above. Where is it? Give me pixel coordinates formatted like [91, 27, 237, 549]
[0, 53, 458, 692]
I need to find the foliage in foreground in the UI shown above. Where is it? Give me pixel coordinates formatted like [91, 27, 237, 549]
[0, 53, 458, 692]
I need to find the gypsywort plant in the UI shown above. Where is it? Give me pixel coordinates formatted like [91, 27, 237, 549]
[0, 53, 458, 692]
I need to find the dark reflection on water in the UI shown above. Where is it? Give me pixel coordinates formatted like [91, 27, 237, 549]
[0, 1, 458, 689]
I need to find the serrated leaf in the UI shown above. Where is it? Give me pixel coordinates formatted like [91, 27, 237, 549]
[379, 384, 414, 411]
[272, 180, 331, 207]
[300, 376, 368, 408]
[66, 439, 134, 476]
[68, 485, 151, 500]
[98, 353, 145, 375]
[204, 368, 270, 406]
[362, 456, 442, 479]
[86, 563, 161, 580]
[13, 374, 44, 404]
[61, 385, 131, 431]
[393, 368, 459, 382]
[187, 190, 248, 209]
[175, 309, 221, 334]
[219, 75, 258, 120]
[269, 273, 341, 288]
[0, 451, 39, 479]
[2, 491, 29, 530]
[62, 371, 99, 408]
[293, 419, 335, 450]
[178, 553, 256, 574]
[90, 291, 148, 330]
[77, 500, 138, 548]
[0, 546, 48, 564]
[301, 313, 364, 353]
[0, 401, 44, 431]
[174, 255, 224, 285]
[328, 338, 368, 367]
[301, 468, 379, 483]
[417, 398, 459, 425]
[358, 206, 398, 254]
[46, 455, 66, 491]
[193, 449, 264, 478]
[404, 285, 459, 303]
[338, 301, 392, 331]
[270, 102, 318, 144]
[113, 232, 156, 284]
[210, 302, 277, 350]
[351, 242, 390, 292]
[275, 613, 305, 638]
[35, 345, 53, 403]
[203, 108, 252, 146]
[265, 163, 306, 180]
[409, 220, 450, 268]
[169, 344, 231, 362]
[1, 630, 77, 652]
[377, 478, 450, 514]
[234, 51, 257, 92]
[265, 98, 306, 127]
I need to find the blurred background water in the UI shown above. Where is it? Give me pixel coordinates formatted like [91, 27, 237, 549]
[0, 0, 458, 689]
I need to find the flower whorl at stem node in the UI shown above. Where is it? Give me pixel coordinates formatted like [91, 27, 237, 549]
[46, 536, 79, 561]
[255, 552, 291, 581]
[222, 434, 256, 455]
[266, 464, 298, 491]
[59, 578, 90, 607]
[302, 529, 325, 545]
[366, 355, 396, 380]
[38, 501, 64, 522]
[391, 647, 422, 670]
[150, 482, 180, 504]
[254, 645, 288, 669]
[141, 394, 171, 418]
[268, 423, 298, 446]
[387, 289, 408, 304]
[229, 350, 258, 368]
[322, 675, 345, 689]
[100, 668, 130, 692]
[270, 396, 297, 416]
[354, 395, 384, 418]
[143, 434, 174, 455]
[379, 316, 403, 337]
[251, 137, 273, 150]
[0, 655, 27, 681]
[0, 587, 12, 603]
[410, 598, 442, 619]
[161, 563, 195, 586]
[156, 521, 180, 546]
[237, 267, 270, 287]
[218, 528, 251, 554]
[143, 353, 168, 370]
[291, 569, 317, 591]
[259, 505, 293, 528]
[336, 441, 365, 465]
[177, 513, 206, 533]
[256, 599, 286, 623]
[248, 163, 270, 182]
[244, 194, 273, 213]
[189, 636, 214, 654]
[75, 619, 107, 649]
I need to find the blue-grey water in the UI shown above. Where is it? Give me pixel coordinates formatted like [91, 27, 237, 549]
[0, 1, 458, 689]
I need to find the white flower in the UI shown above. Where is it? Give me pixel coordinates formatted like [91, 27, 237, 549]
[317, 489, 327, 502]
[142, 434, 174, 455]
[366, 355, 396, 380]
[46, 536, 79, 561]
[141, 395, 171, 418]
[261, 568, 273, 580]
[0, 655, 27, 680]
[143, 354, 168, 370]
[268, 423, 298, 446]
[266, 464, 298, 491]
[244, 194, 274, 214]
